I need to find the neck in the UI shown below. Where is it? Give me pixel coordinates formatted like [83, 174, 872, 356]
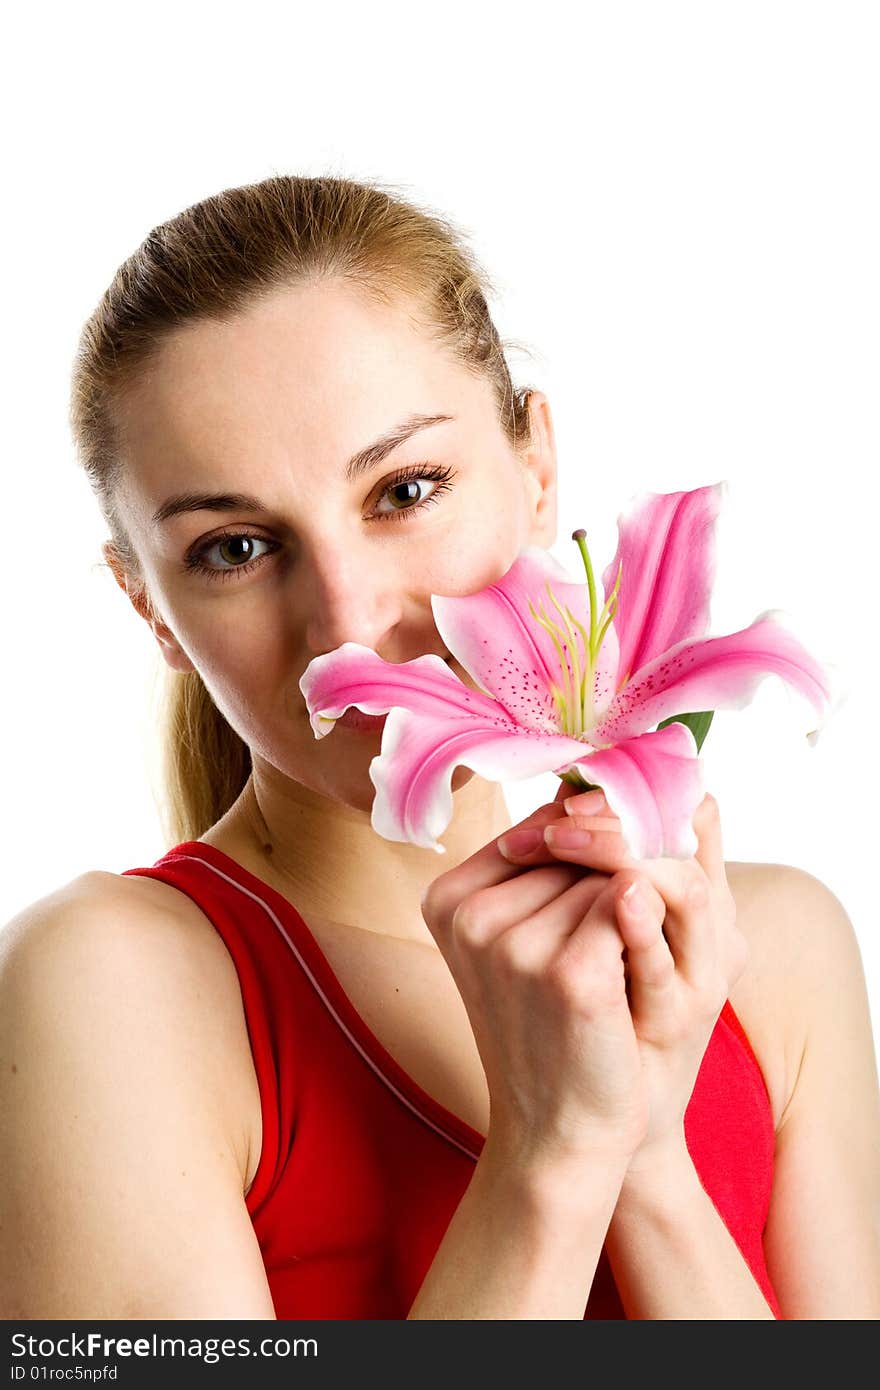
[231, 761, 514, 947]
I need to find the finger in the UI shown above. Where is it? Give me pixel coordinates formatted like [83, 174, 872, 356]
[496, 870, 617, 975]
[498, 795, 725, 993]
[615, 878, 677, 1029]
[560, 785, 611, 815]
[498, 802, 618, 864]
[452, 861, 604, 954]
[562, 784, 727, 887]
[519, 873, 631, 989]
[502, 797, 592, 847]
[543, 817, 628, 873]
[560, 789, 728, 895]
[534, 818, 717, 991]
[424, 796, 583, 934]
[542, 788, 727, 897]
[691, 791, 728, 886]
[552, 780, 604, 810]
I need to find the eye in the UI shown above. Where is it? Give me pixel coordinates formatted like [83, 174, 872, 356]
[182, 463, 457, 583]
[373, 463, 455, 519]
[182, 532, 279, 583]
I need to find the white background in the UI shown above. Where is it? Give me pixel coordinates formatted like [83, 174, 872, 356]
[2, 2, 877, 1057]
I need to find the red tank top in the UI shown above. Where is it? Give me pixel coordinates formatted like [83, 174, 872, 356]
[122, 839, 781, 1319]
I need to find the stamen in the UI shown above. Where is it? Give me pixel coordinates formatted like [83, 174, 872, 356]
[545, 584, 584, 733]
[564, 603, 594, 725]
[595, 559, 623, 649]
[528, 596, 575, 721]
[526, 534, 625, 739]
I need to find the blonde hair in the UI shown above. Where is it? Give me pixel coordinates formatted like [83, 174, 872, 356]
[69, 174, 537, 847]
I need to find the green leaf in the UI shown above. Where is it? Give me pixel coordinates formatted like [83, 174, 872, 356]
[656, 709, 715, 754]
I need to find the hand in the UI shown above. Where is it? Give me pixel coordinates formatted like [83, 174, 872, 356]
[497, 786, 749, 1175]
[420, 797, 652, 1181]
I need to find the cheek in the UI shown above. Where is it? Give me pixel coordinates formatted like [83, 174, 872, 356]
[417, 497, 533, 595]
[181, 621, 296, 730]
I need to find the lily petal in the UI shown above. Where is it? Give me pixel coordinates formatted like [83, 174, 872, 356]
[368, 708, 604, 854]
[299, 641, 510, 737]
[555, 722, 705, 860]
[602, 482, 726, 687]
[431, 547, 600, 733]
[593, 609, 834, 746]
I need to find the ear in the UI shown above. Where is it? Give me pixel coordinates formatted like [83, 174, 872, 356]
[102, 541, 196, 675]
[518, 390, 557, 549]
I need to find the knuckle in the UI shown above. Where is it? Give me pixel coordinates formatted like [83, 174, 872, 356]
[643, 944, 675, 982]
[494, 927, 543, 979]
[546, 868, 611, 925]
[550, 922, 626, 1013]
[419, 881, 446, 931]
[653, 955, 676, 986]
[546, 955, 602, 1011]
[697, 971, 730, 1020]
[685, 870, 710, 909]
[581, 965, 627, 1013]
[546, 944, 594, 1000]
[451, 888, 497, 948]
[421, 878, 467, 936]
[720, 885, 738, 931]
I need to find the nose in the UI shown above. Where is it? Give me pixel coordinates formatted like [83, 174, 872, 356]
[301, 540, 404, 659]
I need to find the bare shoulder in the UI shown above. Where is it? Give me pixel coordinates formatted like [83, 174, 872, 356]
[724, 863, 880, 1316]
[1, 868, 247, 1063]
[0, 870, 272, 1317]
[0, 868, 260, 1196]
[723, 858, 868, 1131]
[3, 866, 232, 970]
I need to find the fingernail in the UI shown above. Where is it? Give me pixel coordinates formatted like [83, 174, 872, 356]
[621, 880, 645, 912]
[564, 789, 606, 817]
[544, 824, 592, 849]
[498, 827, 544, 859]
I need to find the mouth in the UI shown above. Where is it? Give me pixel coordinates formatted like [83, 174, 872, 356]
[311, 653, 460, 733]
[336, 708, 389, 733]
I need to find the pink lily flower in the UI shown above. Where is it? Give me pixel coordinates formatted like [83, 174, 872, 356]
[299, 483, 838, 860]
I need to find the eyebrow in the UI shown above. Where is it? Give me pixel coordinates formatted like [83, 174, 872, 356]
[150, 412, 456, 526]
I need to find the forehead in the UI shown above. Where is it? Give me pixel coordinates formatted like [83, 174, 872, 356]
[113, 280, 480, 488]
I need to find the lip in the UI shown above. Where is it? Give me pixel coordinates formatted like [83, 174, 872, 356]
[336, 708, 389, 733]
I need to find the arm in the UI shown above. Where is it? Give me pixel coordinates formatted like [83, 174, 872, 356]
[604, 865, 880, 1319]
[0, 875, 277, 1319]
[603, 1139, 776, 1318]
[408, 1140, 630, 1320]
[761, 866, 880, 1317]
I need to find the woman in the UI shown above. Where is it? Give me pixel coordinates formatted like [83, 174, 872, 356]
[2, 175, 878, 1320]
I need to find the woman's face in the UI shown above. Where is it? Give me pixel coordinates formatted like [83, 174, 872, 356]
[108, 279, 557, 812]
